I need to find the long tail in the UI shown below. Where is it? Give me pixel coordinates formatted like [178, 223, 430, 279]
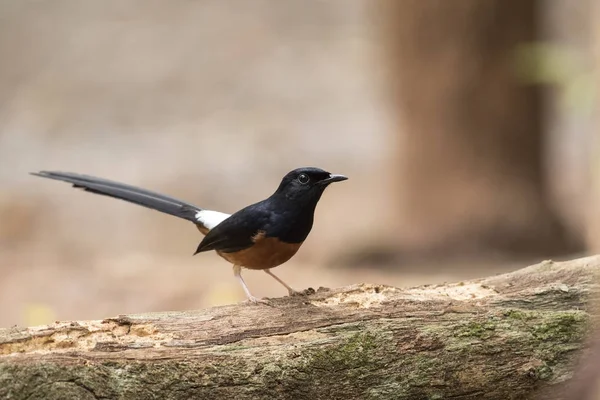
[31, 171, 202, 223]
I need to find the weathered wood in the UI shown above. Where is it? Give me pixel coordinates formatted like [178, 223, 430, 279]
[1, 256, 599, 400]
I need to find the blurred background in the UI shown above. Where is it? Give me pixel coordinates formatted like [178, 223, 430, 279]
[0, 0, 597, 327]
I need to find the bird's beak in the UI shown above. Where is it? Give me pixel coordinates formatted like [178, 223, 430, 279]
[319, 173, 348, 185]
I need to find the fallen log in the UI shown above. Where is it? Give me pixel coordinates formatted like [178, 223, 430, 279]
[1, 256, 599, 400]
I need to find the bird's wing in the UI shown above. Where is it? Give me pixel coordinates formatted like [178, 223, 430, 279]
[194, 205, 270, 254]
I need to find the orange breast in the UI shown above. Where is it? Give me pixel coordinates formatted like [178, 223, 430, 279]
[216, 231, 303, 270]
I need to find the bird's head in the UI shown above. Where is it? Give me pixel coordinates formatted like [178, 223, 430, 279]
[273, 167, 347, 202]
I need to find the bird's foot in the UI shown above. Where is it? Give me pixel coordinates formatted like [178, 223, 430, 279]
[245, 295, 271, 305]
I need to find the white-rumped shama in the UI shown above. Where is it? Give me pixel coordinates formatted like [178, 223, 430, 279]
[31, 167, 347, 303]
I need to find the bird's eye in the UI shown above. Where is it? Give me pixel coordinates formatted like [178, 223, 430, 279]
[297, 173, 310, 184]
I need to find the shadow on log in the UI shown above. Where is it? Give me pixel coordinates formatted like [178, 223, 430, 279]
[1, 256, 599, 399]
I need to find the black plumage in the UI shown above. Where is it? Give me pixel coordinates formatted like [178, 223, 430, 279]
[31, 167, 347, 302]
[195, 168, 342, 254]
[31, 171, 202, 223]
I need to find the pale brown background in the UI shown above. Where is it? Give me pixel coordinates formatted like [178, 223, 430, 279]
[0, 1, 597, 332]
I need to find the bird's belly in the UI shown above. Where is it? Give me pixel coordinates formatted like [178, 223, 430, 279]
[217, 238, 303, 270]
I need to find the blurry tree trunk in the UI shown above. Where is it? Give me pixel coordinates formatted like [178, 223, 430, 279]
[377, 0, 580, 262]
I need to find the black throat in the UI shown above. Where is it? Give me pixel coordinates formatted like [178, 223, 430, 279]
[264, 187, 325, 244]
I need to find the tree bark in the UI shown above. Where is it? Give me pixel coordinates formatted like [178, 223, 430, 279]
[375, 0, 581, 263]
[1, 256, 599, 399]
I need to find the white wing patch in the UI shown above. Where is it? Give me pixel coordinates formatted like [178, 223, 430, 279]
[195, 209, 230, 231]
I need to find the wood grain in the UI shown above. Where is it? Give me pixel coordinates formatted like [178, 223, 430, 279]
[1, 256, 599, 399]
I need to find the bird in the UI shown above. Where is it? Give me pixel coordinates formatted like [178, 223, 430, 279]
[31, 167, 348, 303]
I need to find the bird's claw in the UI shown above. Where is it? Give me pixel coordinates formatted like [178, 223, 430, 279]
[245, 296, 271, 305]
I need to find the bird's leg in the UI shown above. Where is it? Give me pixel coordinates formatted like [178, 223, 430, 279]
[233, 265, 268, 304]
[264, 269, 302, 296]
